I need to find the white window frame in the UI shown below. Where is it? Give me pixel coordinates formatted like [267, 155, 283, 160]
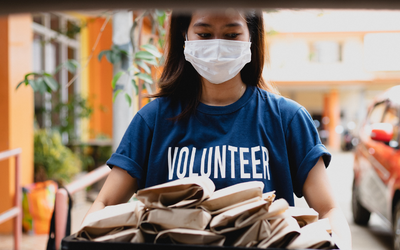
[32, 12, 81, 143]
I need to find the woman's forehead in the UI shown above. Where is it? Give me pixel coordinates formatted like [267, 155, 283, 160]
[190, 10, 246, 26]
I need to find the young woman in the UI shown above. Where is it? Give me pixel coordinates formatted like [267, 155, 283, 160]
[85, 10, 351, 249]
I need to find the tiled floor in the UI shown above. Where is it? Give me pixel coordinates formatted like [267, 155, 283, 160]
[0, 192, 93, 250]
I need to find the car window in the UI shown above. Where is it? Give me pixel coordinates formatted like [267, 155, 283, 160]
[382, 105, 400, 148]
[368, 102, 387, 124]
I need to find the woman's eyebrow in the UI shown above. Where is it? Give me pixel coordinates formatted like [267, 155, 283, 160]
[224, 22, 243, 28]
[192, 22, 243, 28]
[193, 22, 212, 27]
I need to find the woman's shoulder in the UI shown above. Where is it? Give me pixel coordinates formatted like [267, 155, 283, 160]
[256, 87, 303, 114]
[137, 96, 181, 127]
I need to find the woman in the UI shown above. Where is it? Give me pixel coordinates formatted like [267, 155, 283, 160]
[85, 10, 351, 249]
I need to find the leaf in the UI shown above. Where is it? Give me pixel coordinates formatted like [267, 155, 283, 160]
[24, 72, 41, 81]
[66, 59, 79, 73]
[28, 79, 39, 92]
[141, 57, 158, 66]
[43, 76, 59, 91]
[112, 71, 125, 89]
[135, 51, 155, 61]
[131, 79, 138, 95]
[127, 65, 140, 74]
[125, 93, 132, 107]
[16, 80, 27, 90]
[110, 51, 121, 64]
[98, 50, 111, 62]
[141, 44, 162, 58]
[155, 9, 165, 17]
[135, 73, 153, 84]
[36, 78, 48, 94]
[155, 9, 166, 26]
[54, 63, 63, 74]
[135, 59, 151, 74]
[112, 89, 122, 102]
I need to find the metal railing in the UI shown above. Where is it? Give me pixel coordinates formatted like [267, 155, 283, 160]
[55, 164, 111, 250]
[0, 148, 22, 250]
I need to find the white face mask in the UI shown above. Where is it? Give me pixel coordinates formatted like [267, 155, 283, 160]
[184, 39, 252, 84]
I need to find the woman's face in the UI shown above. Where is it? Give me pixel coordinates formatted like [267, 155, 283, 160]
[186, 11, 250, 42]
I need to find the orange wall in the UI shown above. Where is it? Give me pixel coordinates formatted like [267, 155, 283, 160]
[0, 14, 34, 233]
[87, 18, 113, 139]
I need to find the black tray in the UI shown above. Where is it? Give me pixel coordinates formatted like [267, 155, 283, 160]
[62, 234, 336, 250]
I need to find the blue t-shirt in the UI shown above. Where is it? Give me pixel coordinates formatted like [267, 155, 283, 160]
[107, 86, 331, 205]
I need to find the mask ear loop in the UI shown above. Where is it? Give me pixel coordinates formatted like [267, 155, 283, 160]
[183, 33, 188, 49]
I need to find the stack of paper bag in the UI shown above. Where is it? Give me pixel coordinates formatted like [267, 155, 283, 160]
[76, 176, 338, 249]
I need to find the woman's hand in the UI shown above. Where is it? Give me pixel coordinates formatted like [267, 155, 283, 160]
[303, 157, 352, 250]
[82, 166, 138, 222]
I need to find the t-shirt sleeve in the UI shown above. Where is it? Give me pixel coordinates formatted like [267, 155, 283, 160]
[285, 107, 331, 198]
[106, 113, 153, 188]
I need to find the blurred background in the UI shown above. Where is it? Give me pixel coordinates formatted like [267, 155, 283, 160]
[0, 6, 399, 250]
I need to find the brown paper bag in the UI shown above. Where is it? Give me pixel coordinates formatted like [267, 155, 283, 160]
[77, 201, 145, 238]
[210, 199, 288, 234]
[206, 196, 263, 215]
[257, 215, 301, 249]
[287, 206, 319, 227]
[231, 219, 272, 247]
[318, 218, 333, 234]
[136, 176, 215, 209]
[286, 219, 335, 249]
[76, 227, 125, 241]
[155, 228, 225, 246]
[262, 191, 276, 202]
[140, 208, 211, 234]
[200, 181, 264, 212]
[91, 228, 145, 243]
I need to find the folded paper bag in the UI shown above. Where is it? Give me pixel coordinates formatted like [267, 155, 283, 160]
[140, 208, 211, 234]
[91, 228, 145, 243]
[257, 215, 301, 249]
[200, 181, 264, 212]
[136, 176, 215, 209]
[286, 219, 335, 249]
[231, 219, 272, 247]
[77, 201, 144, 238]
[210, 200, 268, 234]
[77, 227, 125, 241]
[287, 206, 319, 227]
[210, 198, 289, 234]
[203, 190, 276, 216]
[155, 228, 225, 246]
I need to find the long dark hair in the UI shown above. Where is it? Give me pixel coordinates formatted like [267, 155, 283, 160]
[151, 10, 279, 120]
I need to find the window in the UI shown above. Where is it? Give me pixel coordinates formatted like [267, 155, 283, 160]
[309, 41, 342, 63]
[368, 102, 387, 125]
[32, 13, 81, 143]
[382, 105, 400, 148]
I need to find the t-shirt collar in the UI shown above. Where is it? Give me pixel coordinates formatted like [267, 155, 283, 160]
[197, 85, 255, 115]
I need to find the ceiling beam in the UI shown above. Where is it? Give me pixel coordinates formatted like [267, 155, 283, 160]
[2, 0, 400, 16]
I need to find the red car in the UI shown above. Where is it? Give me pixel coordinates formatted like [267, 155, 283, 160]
[352, 85, 400, 249]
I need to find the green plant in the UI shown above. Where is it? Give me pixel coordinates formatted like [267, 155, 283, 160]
[16, 59, 78, 93]
[53, 94, 94, 142]
[34, 129, 81, 185]
[99, 9, 168, 107]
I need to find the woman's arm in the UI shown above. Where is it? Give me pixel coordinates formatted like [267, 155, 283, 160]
[83, 166, 138, 222]
[303, 157, 352, 250]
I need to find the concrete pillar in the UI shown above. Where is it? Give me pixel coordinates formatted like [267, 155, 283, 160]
[112, 11, 134, 151]
[0, 14, 34, 233]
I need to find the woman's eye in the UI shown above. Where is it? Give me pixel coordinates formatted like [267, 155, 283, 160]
[197, 33, 211, 38]
[226, 33, 240, 38]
